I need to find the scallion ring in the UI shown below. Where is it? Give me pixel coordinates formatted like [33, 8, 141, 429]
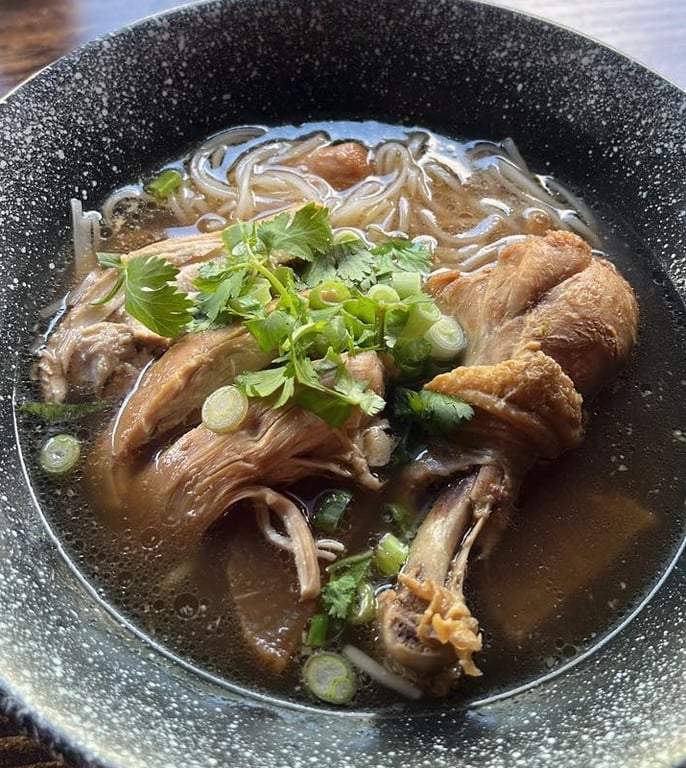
[309, 280, 352, 309]
[40, 434, 81, 475]
[201, 385, 249, 434]
[302, 652, 357, 705]
[401, 301, 442, 341]
[391, 271, 422, 298]
[366, 284, 400, 305]
[426, 315, 467, 361]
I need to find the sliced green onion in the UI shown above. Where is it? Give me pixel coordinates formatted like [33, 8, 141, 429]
[426, 315, 467, 361]
[303, 652, 357, 705]
[383, 502, 413, 538]
[309, 281, 351, 309]
[401, 301, 442, 341]
[391, 271, 422, 298]
[306, 613, 330, 647]
[366, 284, 400, 305]
[40, 434, 81, 475]
[201, 385, 249, 433]
[314, 489, 353, 534]
[383, 303, 410, 346]
[326, 550, 373, 577]
[348, 582, 375, 625]
[146, 168, 183, 199]
[374, 532, 409, 577]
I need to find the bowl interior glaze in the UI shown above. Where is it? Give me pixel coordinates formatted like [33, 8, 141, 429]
[0, 1, 685, 766]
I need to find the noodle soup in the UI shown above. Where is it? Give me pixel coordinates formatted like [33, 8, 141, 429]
[18, 122, 682, 708]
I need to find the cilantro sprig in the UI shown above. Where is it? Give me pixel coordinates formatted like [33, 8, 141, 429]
[321, 551, 373, 620]
[93, 204, 465, 428]
[394, 388, 474, 435]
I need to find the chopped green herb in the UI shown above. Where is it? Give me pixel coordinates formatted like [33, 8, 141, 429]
[145, 168, 183, 199]
[96, 252, 125, 270]
[391, 271, 422, 299]
[348, 582, 376, 625]
[91, 205, 444, 426]
[322, 551, 373, 621]
[306, 613, 330, 648]
[322, 573, 359, 621]
[257, 202, 333, 262]
[372, 239, 433, 274]
[19, 400, 108, 422]
[394, 387, 474, 435]
[95, 252, 193, 338]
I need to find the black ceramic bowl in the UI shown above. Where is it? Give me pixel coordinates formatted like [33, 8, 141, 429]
[1, 1, 685, 766]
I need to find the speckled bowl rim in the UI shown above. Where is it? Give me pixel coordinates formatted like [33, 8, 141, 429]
[0, 1, 685, 767]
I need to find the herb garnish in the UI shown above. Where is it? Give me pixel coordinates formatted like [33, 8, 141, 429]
[394, 388, 474, 435]
[322, 551, 373, 620]
[19, 400, 109, 422]
[94, 204, 463, 427]
[95, 252, 193, 337]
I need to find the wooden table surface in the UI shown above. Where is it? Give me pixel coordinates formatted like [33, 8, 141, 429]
[1, 0, 685, 97]
[0, 0, 684, 766]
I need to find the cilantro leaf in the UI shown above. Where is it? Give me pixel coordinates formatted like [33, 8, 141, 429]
[321, 574, 358, 620]
[236, 365, 290, 399]
[302, 240, 376, 290]
[123, 255, 194, 337]
[322, 552, 373, 620]
[394, 387, 474, 435]
[244, 310, 294, 353]
[301, 253, 337, 288]
[221, 220, 258, 253]
[193, 269, 247, 328]
[371, 239, 433, 273]
[257, 203, 333, 262]
[95, 252, 193, 337]
[96, 252, 124, 269]
[330, 242, 376, 287]
[334, 366, 385, 416]
[294, 388, 352, 428]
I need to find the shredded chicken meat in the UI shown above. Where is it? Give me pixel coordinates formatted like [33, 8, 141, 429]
[84, 349, 387, 602]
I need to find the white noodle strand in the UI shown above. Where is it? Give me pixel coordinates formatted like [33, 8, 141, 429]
[342, 645, 423, 700]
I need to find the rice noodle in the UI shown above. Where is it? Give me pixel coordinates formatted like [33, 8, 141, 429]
[95, 123, 600, 273]
[70, 199, 102, 278]
[342, 644, 423, 700]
